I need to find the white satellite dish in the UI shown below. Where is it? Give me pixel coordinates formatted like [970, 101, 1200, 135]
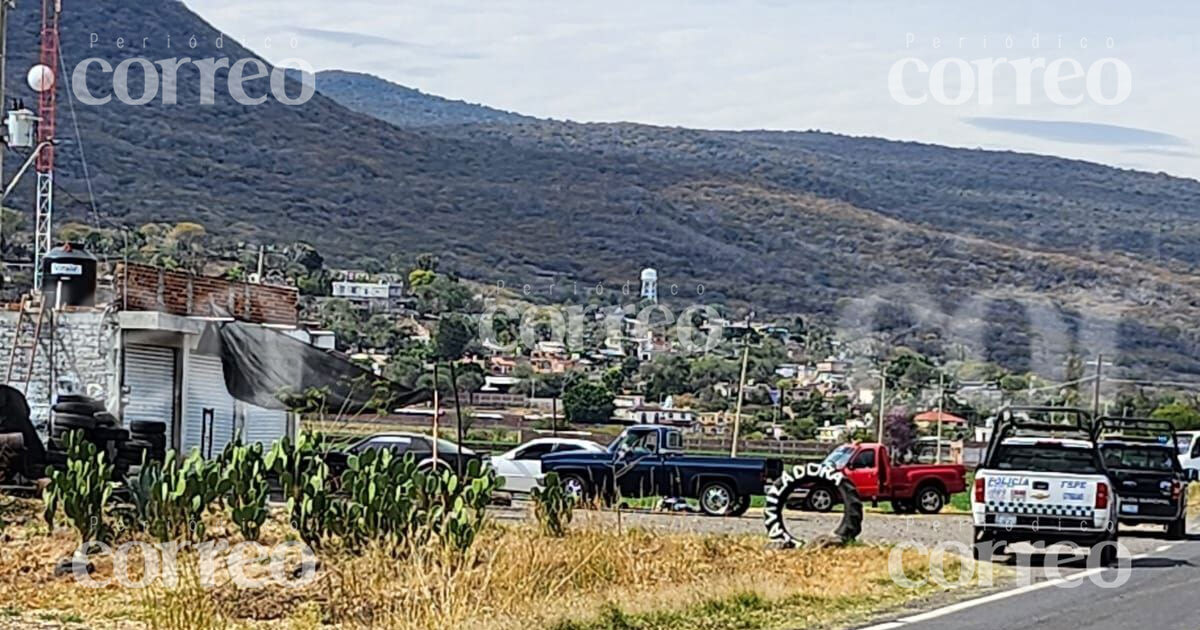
[27, 64, 55, 92]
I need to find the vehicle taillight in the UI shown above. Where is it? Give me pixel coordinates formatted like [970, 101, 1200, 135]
[974, 477, 984, 503]
[1095, 483, 1109, 509]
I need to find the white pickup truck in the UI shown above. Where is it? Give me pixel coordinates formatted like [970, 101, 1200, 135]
[972, 435, 1119, 565]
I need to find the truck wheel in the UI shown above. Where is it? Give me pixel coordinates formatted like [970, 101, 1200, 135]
[559, 474, 591, 503]
[1167, 513, 1187, 540]
[699, 480, 737, 516]
[891, 499, 916, 514]
[728, 495, 752, 517]
[806, 486, 836, 512]
[972, 527, 993, 562]
[915, 485, 945, 514]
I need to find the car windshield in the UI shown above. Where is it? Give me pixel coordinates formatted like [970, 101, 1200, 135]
[822, 445, 855, 469]
[610, 430, 653, 454]
[991, 443, 1100, 474]
[1101, 444, 1176, 472]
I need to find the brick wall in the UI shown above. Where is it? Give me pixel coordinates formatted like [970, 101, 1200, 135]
[116, 263, 299, 325]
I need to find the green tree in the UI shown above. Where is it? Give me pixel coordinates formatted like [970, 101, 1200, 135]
[1151, 401, 1200, 431]
[434, 315, 474, 361]
[602, 367, 626, 395]
[562, 381, 615, 423]
[640, 355, 692, 401]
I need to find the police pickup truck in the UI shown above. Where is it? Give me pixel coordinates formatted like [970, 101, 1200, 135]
[1095, 417, 1197, 539]
[972, 407, 1119, 565]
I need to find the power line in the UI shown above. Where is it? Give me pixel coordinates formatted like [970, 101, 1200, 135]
[56, 38, 101, 231]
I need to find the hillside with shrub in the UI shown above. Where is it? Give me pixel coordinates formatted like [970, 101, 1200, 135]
[2, 0, 1200, 373]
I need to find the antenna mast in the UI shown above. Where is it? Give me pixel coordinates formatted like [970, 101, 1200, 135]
[33, 0, 61, 290]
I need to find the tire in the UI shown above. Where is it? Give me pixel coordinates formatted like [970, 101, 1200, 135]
[93, 411, 119, 427]
[915, 485, 946, 514]
[53, 401, 100, 416]
[92, 427, 130, 443]
[891, 499, 916, 514]
[1167, 513, 1187, 540]
[972, 527, 993, 562]
[130, 434, 167, 450]
[698, 480, 738, 517]
[54, 413, 97, 431]
[806, 486, 836, 512]
[129, 421, 166, 435]
[728, 494, 752, 517]
[559, 473, 592, 503]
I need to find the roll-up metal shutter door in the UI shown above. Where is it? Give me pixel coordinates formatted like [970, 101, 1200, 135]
[242, 404, 289, 449]
[123, 345, 177, 445]
[183, 354, 237, 458]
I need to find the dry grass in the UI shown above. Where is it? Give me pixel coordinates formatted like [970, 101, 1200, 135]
[0, 496, 974, 629]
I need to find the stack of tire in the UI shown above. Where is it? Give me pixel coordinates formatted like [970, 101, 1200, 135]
[122, 420, 167, 468]
[45, 394, 166, 476]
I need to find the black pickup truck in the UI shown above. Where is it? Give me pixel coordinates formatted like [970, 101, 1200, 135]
[1095, 417, 1198, 539]
[540, 424, 783, 516]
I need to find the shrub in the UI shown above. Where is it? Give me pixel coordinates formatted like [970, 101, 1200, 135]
[531, 472, 575, 537]
[334, 450, 500, 553]
[265, 432, 334, 548]
[126, 450, 229, 542]
[43, 430, 116, 543]
[220, 442, 270, 542]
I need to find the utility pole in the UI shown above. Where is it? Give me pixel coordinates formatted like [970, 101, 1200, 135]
[935, 371, 944, 464]
[876, 371, 887, 444]
[431, 362, 440, 468]
[1091, 353, 1103, 418]
[729, 332, 751, 458]
[0, 0, 11, 185]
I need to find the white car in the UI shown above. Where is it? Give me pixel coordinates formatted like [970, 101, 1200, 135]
[490, 438, 607, 493]
[1177, 430, 1200, 473]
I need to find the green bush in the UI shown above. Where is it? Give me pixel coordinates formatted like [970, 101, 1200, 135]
[125, 450, 229, 542]
[265, 432, 334, 548]
[221, 442, 270, 542]
[531, 472, 575, 537]
[43, 430, 117, 543]
[334, 450, 500, 553]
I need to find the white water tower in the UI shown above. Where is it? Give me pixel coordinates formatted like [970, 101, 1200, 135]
[640, 267, 658, 303]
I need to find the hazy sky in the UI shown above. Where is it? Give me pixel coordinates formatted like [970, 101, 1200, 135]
[187, 0, 1200, 180]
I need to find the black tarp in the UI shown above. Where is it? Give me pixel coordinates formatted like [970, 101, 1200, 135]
[0, 385, 44, 478]
[216, 321, 429, 414]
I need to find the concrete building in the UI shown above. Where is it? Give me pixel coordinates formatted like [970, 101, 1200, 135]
[2, 263, 314, 455]
[331, 280, 405, 312]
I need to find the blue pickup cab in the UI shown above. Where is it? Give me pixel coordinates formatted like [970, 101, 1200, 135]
[540, 424, 783, 516]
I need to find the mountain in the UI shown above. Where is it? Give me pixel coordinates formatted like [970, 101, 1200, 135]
[314, 70, 533, 127]
[4, 0, 1200, 377]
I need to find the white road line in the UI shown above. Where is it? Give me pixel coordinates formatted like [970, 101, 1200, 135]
[860, 538, 1187, 630]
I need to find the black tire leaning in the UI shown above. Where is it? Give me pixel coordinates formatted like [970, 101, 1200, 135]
[93, 411, 119, 427]
[764, 463, 863, 547]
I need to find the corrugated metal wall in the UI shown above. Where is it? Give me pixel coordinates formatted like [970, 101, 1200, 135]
[122, 345, 177, 444]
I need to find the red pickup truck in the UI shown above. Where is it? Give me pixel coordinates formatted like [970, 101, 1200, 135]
[798, 442, 967, 513]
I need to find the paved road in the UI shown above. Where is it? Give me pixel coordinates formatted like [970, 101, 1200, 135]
[860, 531, 1200, 630]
